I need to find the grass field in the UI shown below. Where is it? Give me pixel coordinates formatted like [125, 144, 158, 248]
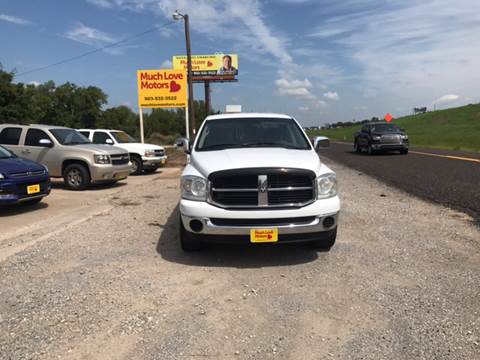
[308, 103, 480, 153]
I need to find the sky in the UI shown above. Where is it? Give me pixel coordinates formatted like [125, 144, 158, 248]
[1, 0, 480, 127]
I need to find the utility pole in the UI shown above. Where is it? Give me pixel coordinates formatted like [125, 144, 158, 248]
[204, 81, 211, 116]
[173, 10, 195, 138]
[184, 15, 195, 137]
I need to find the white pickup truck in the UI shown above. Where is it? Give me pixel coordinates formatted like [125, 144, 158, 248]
[179, 113, 340, 251]
[78, 129, 167, 175]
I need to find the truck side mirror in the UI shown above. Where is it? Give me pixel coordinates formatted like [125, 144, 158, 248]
[39, 138, 53, 148]
[314, 136, 330, 150]
[182, 138, 191, 154]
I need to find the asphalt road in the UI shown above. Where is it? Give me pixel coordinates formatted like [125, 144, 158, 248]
[320, 143, 480, 224]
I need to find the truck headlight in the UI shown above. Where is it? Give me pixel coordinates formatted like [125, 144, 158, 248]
[372, 135, 381, 141]
[145, 150, 156, 157]
[316, 173, 337, 199]
[0, 173, 4, 180]
[401, 135, 408, 140]
[94, 154, 111, 164]
[181, 175, 207, 201]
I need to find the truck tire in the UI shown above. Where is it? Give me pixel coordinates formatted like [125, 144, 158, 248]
[367, 143, 375, 155]
[63, 163, 90, 190]
[310, 228, 337, 251]
[354, 141, 361, 153]
[131, 155, 143, 175]
[180, 216, 202, 252]
[400, 149, 408, 155]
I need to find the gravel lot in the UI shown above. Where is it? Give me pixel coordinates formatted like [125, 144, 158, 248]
[0, 159, 479, 360]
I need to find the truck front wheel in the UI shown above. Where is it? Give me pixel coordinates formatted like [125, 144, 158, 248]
[310, 228, 337, 251]
[63, 163, 90, 190]
[130, 155, 143, 175]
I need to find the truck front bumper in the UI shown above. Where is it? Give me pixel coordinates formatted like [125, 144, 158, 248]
[142, 156, 167, 168]
[90, 163, 132, 182]
[372, 142, 408, 150]
[180, 196, 340, 240]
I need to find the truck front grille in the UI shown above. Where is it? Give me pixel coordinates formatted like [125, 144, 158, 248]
[209, 168, 316, 209]
[381, 134, 402, 144]
[111, 153, 130, 165]
[154, 149, 165, 156]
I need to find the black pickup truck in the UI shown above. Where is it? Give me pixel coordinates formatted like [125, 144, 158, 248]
[354, 122, 409, 155]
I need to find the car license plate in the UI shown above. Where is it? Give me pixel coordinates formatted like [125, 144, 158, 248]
[250, 229, 278, 243]
[27, 184, 40, 195]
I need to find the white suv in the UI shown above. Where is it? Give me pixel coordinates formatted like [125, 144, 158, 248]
[78, 129, 167, 175]
[179, 113, 340, 251]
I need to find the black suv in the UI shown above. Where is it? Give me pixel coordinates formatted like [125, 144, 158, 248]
[354, 122, 409, 155]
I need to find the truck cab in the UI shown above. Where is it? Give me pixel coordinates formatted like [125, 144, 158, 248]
[179, 113, 340, 252]
[78, 129, 167, 175]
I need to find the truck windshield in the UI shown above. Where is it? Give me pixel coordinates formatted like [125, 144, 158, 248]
[111, 131, 137, 143]
[195, 117, 312, 151]
[50, 129, 91, 145]
[370, 124, 402, 133]
[0, 145, 14, 159]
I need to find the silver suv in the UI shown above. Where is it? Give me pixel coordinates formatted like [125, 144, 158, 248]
[0, 124, 132, 190]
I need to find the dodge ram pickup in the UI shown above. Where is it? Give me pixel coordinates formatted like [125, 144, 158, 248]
[179, 113, 340, 252]
[354, 122, 409, 155]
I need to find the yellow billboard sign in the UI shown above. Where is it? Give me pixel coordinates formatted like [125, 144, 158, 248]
[137, 69, 187, 108]
[172, 54, 238, 81]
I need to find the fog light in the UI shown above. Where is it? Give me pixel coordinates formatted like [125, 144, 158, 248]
[323, 216, 335, 228]
[190, 219, 204, 233]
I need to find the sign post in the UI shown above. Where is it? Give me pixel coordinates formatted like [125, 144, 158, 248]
[139, 109, 145, 143]
[137, 69, 187, 141]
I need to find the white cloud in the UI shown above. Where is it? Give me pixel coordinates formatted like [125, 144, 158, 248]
[65, 22, 117, 46]
[160, 59, 172, 69]
[312, 99, 327, 109]
[323, 91, 339, 101]
[275, 78, 314, 99]
[64, 23, 136, 55]
[27, 81, 41, 87]
[87, 0, 293, 66]
[315, 0, 480, 105]
[299, 106, 311, 112]
[0, 14, 31, 25]
[434, 94, 460, 104]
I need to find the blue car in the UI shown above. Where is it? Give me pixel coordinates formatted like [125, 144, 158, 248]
[0, 145, 51, 205]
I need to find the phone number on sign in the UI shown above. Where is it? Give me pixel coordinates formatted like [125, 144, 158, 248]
[144, 96, 177, 101]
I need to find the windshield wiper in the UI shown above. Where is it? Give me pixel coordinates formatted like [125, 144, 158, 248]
[242, 143, 307, 150]
[200, 144, 245, 151]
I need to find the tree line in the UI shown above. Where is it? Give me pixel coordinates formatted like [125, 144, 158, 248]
[0, 66, 212, 143]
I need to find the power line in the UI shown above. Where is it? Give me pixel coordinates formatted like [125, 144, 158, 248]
[15, 20, 176, 78]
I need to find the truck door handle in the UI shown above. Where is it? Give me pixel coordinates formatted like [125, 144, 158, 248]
[22, 149, 31, 154]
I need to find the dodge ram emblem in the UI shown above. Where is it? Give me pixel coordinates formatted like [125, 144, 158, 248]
[259, 175, 268, 193]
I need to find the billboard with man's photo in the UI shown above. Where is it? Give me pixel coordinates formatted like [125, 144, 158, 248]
[172, 54, 238, 82]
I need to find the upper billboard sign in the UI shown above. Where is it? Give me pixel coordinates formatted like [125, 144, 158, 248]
[172, 54, 238, 82]
[137, 69, 187, 108]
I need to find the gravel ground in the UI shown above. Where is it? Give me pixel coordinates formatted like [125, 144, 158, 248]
[0, 159, 479, 360]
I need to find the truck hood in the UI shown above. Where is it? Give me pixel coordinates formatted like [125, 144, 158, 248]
[191, 148, 322, 177]
[70, 144, 128, 155]
[0, 157, 45, 175]
[114, 143, 164, 154]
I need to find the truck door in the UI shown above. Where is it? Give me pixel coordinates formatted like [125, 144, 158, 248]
[23, 129, 57, 173]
